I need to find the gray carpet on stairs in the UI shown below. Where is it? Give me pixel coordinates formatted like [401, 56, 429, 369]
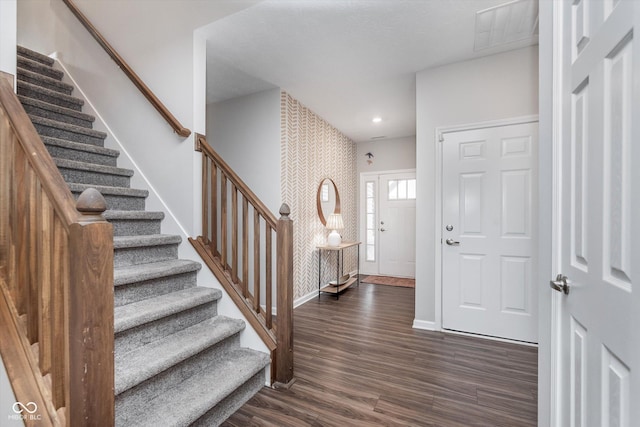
[16, 45, 269, 427]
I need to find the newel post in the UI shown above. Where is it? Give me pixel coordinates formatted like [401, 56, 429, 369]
[67, 188, 114, 425]
[275, 203, 294, 387]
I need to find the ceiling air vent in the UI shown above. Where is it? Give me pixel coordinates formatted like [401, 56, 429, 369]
[474, 0, 539, 51]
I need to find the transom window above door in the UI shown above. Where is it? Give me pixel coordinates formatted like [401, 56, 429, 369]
[388, 179, 416, 200]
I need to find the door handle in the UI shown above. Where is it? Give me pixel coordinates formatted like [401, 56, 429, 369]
[550, 274, 570, 295]
[380, 228, 387, 232]
[445, 238, 460, 246]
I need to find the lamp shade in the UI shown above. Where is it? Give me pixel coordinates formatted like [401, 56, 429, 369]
[326, 213, 343, 246]
[326, 213, 344, 231]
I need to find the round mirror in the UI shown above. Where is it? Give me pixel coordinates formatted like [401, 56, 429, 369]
[317, 178, 340, 226]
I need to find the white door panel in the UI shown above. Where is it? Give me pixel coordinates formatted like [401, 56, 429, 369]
[379, 172, 416, 278]
[554, 0, 640, 425]
[442, 122, 538, 343]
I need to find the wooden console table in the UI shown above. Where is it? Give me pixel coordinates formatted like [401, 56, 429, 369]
[317, 241, 361, 300]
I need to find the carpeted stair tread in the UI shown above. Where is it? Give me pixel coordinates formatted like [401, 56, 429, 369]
[19, 95, 95, 127]
[17, 67, 74, 95]
[68, 183, 147, 199]
[131, 348, 269, 427]
[43, 136, 117, 158]
[114, 234, 181, 249]
[114, 287, 220, 334]
[115, 316, 245, 395]
[17, 80, 83, 110]
[16, 56, 64, 80]
[17, 45, 55, 66]
[114, 258, 200, 287]
[30, 115, 106, 140]
[104, 210, 164, 221]
[54, 158, 133, 177]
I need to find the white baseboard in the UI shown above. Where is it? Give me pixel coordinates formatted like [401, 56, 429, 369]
[294, 290, 318, 308]
[412, 319, 437, 331]
[443, 328, 539, 347]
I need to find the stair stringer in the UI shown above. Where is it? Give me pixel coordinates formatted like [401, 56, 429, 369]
[50, 53, 272, 384]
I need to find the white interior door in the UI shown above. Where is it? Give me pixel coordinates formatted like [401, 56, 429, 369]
[442, 122, 538, 342]
[553, 1, 640, 425]
[378, 172, 416, 277]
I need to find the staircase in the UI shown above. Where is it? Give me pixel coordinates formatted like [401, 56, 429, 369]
[15, 45, 269, 426]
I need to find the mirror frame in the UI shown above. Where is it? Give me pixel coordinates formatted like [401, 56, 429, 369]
[316, 178, 340, 226]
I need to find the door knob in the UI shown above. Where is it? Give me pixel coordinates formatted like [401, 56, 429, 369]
[380, 228, 387, 232]
[445, 238, 460, 246]
[550, 274, 570, 295]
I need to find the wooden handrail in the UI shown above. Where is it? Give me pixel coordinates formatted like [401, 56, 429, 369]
[61, 0, 191, 138]
[195, 134, 277, 228]
[191, 134, 294, 387]
[0, 76, 114, 426]
[0, 74, 79, 229]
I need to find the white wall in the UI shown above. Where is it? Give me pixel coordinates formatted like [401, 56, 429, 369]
[206, 88, 282, 215]
[356, 136, 415, 174]
[415, 46, 539, 325]
[17, 0, 258, 235]
[0, 0, 17, 85]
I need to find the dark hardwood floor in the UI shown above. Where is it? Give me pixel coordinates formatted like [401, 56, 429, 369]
[223, 283, 538, 426]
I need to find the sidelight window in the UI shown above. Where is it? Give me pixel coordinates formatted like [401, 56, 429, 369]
[365, 181, 376, 261]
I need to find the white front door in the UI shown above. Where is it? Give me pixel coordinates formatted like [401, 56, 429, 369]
[442, 122, 538, 342]
[553, 1, 640, 425]
[378, 172, 416, 277]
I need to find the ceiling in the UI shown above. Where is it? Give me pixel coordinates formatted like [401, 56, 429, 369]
[203, 0, 538, 143]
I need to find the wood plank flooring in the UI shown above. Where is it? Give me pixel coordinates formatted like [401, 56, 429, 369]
[223, 283, 537, 426]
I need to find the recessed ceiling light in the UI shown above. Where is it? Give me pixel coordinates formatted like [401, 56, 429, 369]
[372, 117, 382, 123]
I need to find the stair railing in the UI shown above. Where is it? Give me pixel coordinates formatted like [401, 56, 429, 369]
[191, 134, 294, 387]
[0, 74, 114, 426]
[60, 0, 191, 138]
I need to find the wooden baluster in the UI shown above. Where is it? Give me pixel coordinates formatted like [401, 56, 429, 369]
[15, 146, 29, 317]
[210, 162, 218, 256]
[275, 204, 294, 386]
[201, 153, 209, 245]
[253, 210, 260, 312]
[265, 225, 272, 329]
[232, 184, 238, 284]
[4, 128, 18, 303]
[67, 188, 114, 424]
[51, 216, 67, 409]
[37, 184, 53, 376]
[242, 197, 249, 298]
[27, 169, 38, 344]
[0, 111, 11, 284]
[220, 174, 227, 270]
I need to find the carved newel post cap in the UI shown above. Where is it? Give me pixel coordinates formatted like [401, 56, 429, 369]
[76, 188, 107, 215]
[279, 203, 291, 218]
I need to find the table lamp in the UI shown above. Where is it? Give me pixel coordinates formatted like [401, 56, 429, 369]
[326, 213, 344, 246]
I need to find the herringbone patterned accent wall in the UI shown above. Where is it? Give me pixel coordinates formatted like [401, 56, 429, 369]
[281, 91, 358, 300]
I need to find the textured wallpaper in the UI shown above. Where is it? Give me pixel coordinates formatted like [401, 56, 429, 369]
[280, 92, 358, 300]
